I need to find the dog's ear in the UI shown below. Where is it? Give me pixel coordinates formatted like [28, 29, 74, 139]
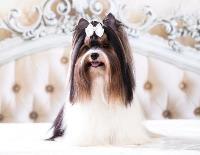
[77, 18, 89, 28]
[72, 18, 89, 47]
[74, 18, 89, 34]
[103, 13, 121, 31]
[103, 13, 115, 28]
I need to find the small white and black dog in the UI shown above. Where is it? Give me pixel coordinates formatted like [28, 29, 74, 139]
[48, 13, 152, 146]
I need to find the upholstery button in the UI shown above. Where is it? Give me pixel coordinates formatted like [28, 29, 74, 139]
[0, 114, 4, 121]
[162, 110, 172, 118]
[29, 111, 38, 120]
[194, 107, 200, 116]
[12, 84, 21, 93]
[61, 56, 68, 64]
[45, 85, 54, 93]
[144, 81, 152, 90]
[179, 82, 187, 90]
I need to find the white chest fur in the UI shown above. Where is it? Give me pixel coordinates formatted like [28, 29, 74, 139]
[62, 77, 151, 146]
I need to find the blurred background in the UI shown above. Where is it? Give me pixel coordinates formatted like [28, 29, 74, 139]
[0, 0, 200, 122]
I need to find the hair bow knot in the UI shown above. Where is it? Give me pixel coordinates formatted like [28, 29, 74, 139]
[85, 23, 104, 38]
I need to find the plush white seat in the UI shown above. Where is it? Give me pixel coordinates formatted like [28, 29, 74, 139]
[1, 120, 200, 153]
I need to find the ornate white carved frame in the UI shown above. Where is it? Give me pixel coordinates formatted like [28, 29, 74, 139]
[0, 0, 200, 74]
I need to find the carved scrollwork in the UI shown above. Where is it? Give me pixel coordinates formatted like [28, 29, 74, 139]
[1, 0, 75, 40]
[81, 0, 112, 21]
[56, 0, 76, 34]
[161, 16, 200, 51]
[57, 0, 71, 15]
[119, 6, 157, 38]
[89, 0, 104, 15]
[5, 7, 45, 40]
[43, 0, 76, 34]
[43, 0, 58, 26]
[0, 0, 199, 52]
[43, 0, 72, 26]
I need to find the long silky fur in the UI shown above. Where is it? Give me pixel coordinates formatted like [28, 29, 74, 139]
[69, 19, 90, 103]
[103, 49, 124, 104]
[48, 13, 136, 140]
[73, 57, 91, 102]
[103, 13, 135, 105]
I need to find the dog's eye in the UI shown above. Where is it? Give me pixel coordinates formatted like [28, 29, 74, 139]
[83, 46, 89, 51]
[79, 46, 89, 55]
[103, 44, 111, 48]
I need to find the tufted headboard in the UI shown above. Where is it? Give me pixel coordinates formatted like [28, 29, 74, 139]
[0, 0, 200, 122]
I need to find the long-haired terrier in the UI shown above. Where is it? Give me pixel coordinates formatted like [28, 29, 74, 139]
[48, 13, 152, 146]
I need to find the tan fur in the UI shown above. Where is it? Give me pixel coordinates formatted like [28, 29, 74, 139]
[73, 55, 91, 103]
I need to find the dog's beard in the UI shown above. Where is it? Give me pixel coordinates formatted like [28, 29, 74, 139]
[71, 47, 125, 104]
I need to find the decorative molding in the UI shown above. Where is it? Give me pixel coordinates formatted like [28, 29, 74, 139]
[0, 0, 200, 74]
[132, 34, 200, 75]
[161, 15, 200, 51]
[1, 0, 200, 51]
[6, 7, 45, 40]
[0, 34, 71, 65]
[3, 0, 76, 40]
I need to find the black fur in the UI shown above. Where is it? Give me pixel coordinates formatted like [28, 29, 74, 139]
[47, 106, 65, 140]
[69, 32, 86, 103]
[103, 26, 135, 105]
[70, 19, 89, 103]
[103, 13, 135, 105]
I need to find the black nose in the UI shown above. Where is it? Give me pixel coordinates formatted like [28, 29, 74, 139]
[91, 53, 99, 60]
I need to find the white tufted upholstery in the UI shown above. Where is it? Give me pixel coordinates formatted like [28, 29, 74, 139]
[135, 54, 200, 119]
[0, 48, 69, 122]
[0, 45, 200, 122]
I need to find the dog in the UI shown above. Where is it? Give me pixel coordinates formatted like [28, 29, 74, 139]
[48, 13, 152, 146]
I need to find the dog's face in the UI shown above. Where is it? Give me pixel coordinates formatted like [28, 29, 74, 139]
[69, 13, 135, 105]
[75, 21, 112, 78]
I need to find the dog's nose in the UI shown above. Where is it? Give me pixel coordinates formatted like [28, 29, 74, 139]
[91, 53, 99, 60]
